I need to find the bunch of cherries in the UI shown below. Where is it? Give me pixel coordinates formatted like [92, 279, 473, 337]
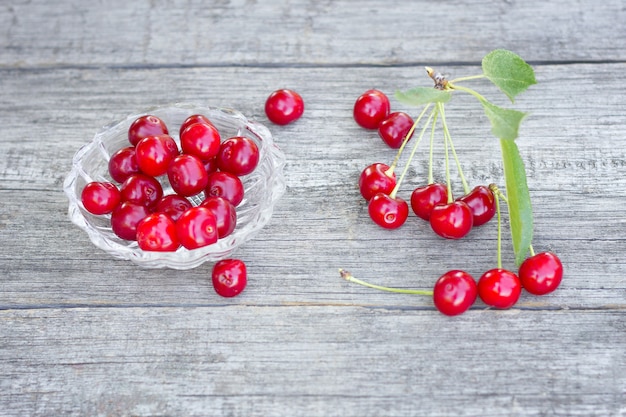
[344, 89, 563, 316]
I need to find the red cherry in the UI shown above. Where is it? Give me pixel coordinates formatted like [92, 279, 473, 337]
[180, 122, 221, 161]
[155, 194, 192, 222]
[200, 196, 237, 238]
[175, 207, 218, 249]
[108, 146, 140, 183]
[128, 115, 169, 146]
[110, 202, 151, 241]
[136, 213, 180, 252]
[205, 171, 245, 206]
[135, 135, 179, 177]
[518, 252, 563, 295]
[429, 201, 473, 239]
[179, 114, 215, 137]
[410, 183, 448, 221]
[377, 112, 414, 149]
[217, 136, 260, 176]
[478, 268, 522, 309]
[203, 157, 219, 176]
[81, 181, 121, 215]
[433, 270, 478, 316]
[265, 89, 305, 125]
[457, 185, 496, 227]
[358, 163, 396, 201]
[167, 154, 209, 197]
[353, 89, 390, 129]
[120, 173, 163, 210]
[368, 193, 409, 229]
[212, 259, 247, 298]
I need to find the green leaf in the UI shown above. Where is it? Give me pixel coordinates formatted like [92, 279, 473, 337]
[480, 99, 527, 141]
[395, 87, 451, 106]
[482, 49, 536, 102]
[500, 139, 533, 266]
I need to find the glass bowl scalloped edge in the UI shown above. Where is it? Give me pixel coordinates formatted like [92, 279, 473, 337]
[63, 103, 286, 270]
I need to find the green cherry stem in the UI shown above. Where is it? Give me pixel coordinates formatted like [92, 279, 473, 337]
[448, 74, 486, 84]
[427, 107, 439, 184]
[438, 103, 453, 203]
[439, 103, 470, 195]
[339, 269, 434, 296]
[447, 83, 489, 104]
[489, 183, 505, 269]
[386, 103, 433, 176]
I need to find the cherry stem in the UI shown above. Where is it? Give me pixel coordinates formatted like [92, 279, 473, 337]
[448, 74, 486, 84]
[390, 108, 436, 199]
[529, 244, 536, 257]
[448, 83, 489, 104]
[489, 183, 504, 269]
[439, 103, 470, 195]
[339, 269, 434, 296]
[438, 103, 453, 203]
[427, 107, 439, 184]
[387, 103, 433, 176]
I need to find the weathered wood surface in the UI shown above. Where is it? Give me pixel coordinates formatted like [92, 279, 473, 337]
[1, 1, 625, 416]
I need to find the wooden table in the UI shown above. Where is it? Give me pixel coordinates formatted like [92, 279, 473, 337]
[2, 1, 625, 416]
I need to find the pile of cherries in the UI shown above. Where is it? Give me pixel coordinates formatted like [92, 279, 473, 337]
[350, 89, 563, 316]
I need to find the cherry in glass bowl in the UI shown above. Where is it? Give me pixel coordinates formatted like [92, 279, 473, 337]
[63, 103, 286, 269]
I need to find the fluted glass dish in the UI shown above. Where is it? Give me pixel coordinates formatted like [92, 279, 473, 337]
[63, 104, 286, 269]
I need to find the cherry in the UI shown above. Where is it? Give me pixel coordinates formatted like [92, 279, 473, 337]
[175, 206, 218, 249]
[200, 196, 237, 238]
[410, 183, 448, 221]
[377, 111, 414, 149]
[368, 192, 409, 229]
[353, 89, 390, 129]
[518, 252, 563, 295]
[136, 213, 180, 252]
[217, 136, 260, 176]
[155, 194, 192, 222]
[203, 157, 219, 176]
[120, 173, 163, 210]
[179, 114, 215, 137]
[477, 268, 522, 309]
[108, 146, 140, 183]
[167, 154, 209, 197]
[358, 163, 396, 201]
[265, 89, 305, 125]
[110, 201, 151, 241]
[205, 171, 245, 206]
[128, 115, 169, 146]
[429, 201, 473, 239]
[135, 134, 179, 177]
[457, 185, 496, 227]
[81, 181, 121, 215]
[433, 270, 477, 316]
[180, 122, 221, 161]
[212, 259, 247, 298]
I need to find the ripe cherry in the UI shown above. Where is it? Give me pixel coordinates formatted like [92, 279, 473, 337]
[477, 268, 522, 309]
[217, 136, 260, 176]
[377, 112, 414, 149]
[518, 252, 563, 295]
[167, 154, 209, 197]
[120, 173, 163, 210]
[212, 259, 247, 298]
[200, 196, 237, 238]
[128, 115, 169, 146]
[353, 89, 390, 129]
[179, 114, 215, 137]
[155, 194, 192, 222]
[359, 163, 396, 201]
[108, 146, 140, 183]
[368, 193, 409, 229]
[429, 201, 473, 239]
[175, 206, 218, 249]
[433, 270, 478, 316]
[135, 134, 179, 177]
[81, 181, 121, 215]
[136, 213, 180, 252]
[265, 89, 305, 125]
[110, 202, 151, 241]
[180, 122, 221, 161]
[457, 185, 496, 227]
[205, 171, 245, 206]
[410, 183, 448, 221]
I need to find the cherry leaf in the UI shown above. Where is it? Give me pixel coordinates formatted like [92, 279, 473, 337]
[482, 49, 536, 102]
[395, 87, 451, 106]
[480, 99, 527, 141]
[500, 139, 533, 266]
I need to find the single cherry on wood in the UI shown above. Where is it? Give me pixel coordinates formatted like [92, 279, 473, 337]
[377, 111, 414, 149]
[433, 270, 478, 316]
[477, 268, 522, 309]
[358, 163, 396, 201]
[353, 89, 390, 129]
[212, 259, 247, 298]
[265, 89, 305, 125]
[518, 252, 563, 295]
[368, 192, 409, 229]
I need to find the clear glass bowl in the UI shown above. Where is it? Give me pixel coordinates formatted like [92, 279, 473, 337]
[63, 103, 286, 269]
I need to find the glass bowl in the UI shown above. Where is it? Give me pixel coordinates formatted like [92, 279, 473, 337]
[63, 103, 286, 269]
